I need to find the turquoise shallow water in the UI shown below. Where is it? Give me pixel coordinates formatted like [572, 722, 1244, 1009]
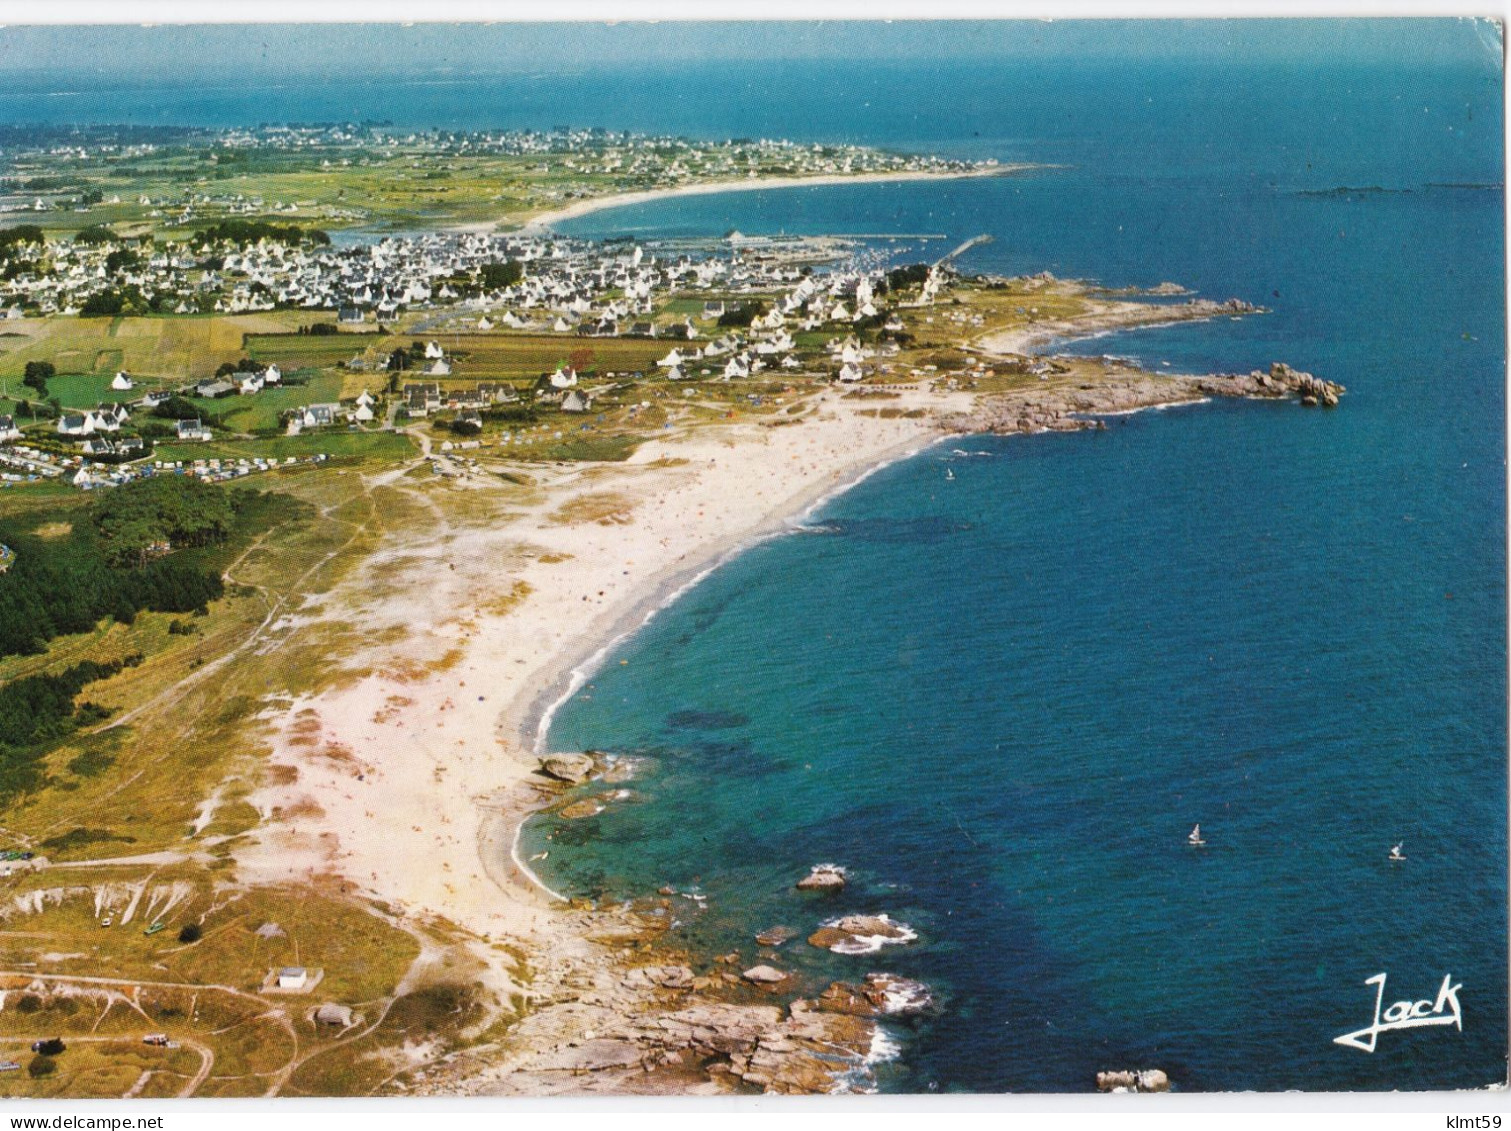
[529, 38, 1507, 1093]
[6, 19, 1502, 1094]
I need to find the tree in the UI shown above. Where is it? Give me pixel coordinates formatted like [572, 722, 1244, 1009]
[718, 301, 766, 328]
[190, 220, 329, 249]
[33, 1038, 65, 1056]
[887, 263, 932, 292]
[178, 923, 202, 944]
[22, 361, 54, 396]
[93, 476, 234, 569]
[73, 224, 116, 246]
[105, 248, 139, 273]
[27, 1056, 55, 1078]
[152, 396, 203, 421]
[480, 260, 523, 290]
[0, 225, 44, 258]
[80, 290, 125, 317]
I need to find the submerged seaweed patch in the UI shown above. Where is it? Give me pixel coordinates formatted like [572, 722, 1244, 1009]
[820, 517, 975, 544]
[665, 708, 751, 731]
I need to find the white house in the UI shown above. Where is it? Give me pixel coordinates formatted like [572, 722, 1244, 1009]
[657, 348, 684, 369]
[355, 390, 375, 408]
[263, 364, 282, 385]
[239, 373, 265, 395]
[57, 414, 94, 437]
[837, 362, 864, 383]
[110, 371, 134, 392]
[424, 341, 444, 359]
[277, 967, 308, 990]
[176, 418, 212, 442]
[426, 359, 452, 377]
[549, 366, 578, 390]
[561, 390, 592, 413]
[0, 415, 20, 442]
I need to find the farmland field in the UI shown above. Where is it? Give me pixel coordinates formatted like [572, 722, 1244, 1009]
[431, 333, 673, 378]
[185, 372, 347, 432]
[0, 314, 303, 382]
[153, 429, 414, 464]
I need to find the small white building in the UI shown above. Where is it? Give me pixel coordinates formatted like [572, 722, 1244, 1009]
[110, 371, 135, 392]
[277, 967, 308, 990]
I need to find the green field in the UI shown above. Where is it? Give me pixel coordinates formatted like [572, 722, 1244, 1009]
[185, 372, 346, 433]
[153, 429, 414, 465]
[244, 333, 376, 369]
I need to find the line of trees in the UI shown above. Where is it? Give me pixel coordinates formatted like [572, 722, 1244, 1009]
[0, 478, 243, 657]
[190, 219, 330, 248]
[0, 656, 142, 801]
[93, 476, 234, 569]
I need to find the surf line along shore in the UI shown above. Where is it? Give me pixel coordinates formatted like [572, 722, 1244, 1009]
[453, 163, 1042, 235]
[242, 349, 1338, 1094]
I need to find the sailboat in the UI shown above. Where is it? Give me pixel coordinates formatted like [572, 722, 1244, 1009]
[1388, 843, 1406, 862]
[945, 468, 955, 481]
[1187, 824, 1206, 847]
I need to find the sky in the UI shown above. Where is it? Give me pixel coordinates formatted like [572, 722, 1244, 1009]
[0, 19, 1500, 82]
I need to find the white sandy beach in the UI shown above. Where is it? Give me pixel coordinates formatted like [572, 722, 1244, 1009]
[461, 165, 1035, 236]
[237, 388, 970, 959]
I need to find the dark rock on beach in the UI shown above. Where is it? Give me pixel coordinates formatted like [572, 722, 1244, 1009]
[539, 752, 596, 784]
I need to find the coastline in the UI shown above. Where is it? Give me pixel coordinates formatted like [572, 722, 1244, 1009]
[238, 384, 971, 953]
[498, 427, 947, 905]
[975, 297, 1262, 356]
[229, 310, 1332, 1092]
[463, 164, 1038, 235]
[512, 428, 947, 759]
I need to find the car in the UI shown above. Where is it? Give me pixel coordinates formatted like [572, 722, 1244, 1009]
[142, 1034, 169, 1047]
[0, 1061, 20, 1072]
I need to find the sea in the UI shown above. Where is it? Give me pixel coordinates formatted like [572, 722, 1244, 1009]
[5, 21, 1504, 1093]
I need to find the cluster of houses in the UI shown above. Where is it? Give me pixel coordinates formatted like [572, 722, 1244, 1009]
[400, 380, 517, 418]
[3, 161, 953, 327]
[193, 363, 282, 399]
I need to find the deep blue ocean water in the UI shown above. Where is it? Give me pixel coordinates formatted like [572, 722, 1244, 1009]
[5, 21, 1502, 1093]
[535, 40, 1509, 1093]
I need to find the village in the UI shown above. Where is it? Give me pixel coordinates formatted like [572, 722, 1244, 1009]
[0, 212, 1055, 493]
[0, 121, 998, 243]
